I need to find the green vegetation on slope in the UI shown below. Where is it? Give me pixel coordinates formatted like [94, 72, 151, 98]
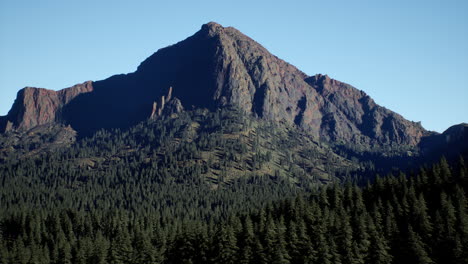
[1, 107, 466, 263]
[0, 107, 356, 192]
[0, 158, 467, 263]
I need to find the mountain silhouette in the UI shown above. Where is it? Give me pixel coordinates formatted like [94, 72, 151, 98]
[0, 22, 442, 148]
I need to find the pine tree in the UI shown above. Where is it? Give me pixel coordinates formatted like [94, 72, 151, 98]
[12, 238, 30, 264]
[252, 236, 268, 264]
[314, 215, 332, 264]
[453, 185, 468, 263]
[439, 157, 452, 182]
[353, 212, 370, 263]
[239, 216, 255, 264]
[73, 243, 87, 264]
[110, 227, 133, 264]
[133, 230, 157, 264]
[413, 193, 433, 240]
[271, 216, 290, 264]
[90, 230, 109, 264]
[58, 241, 73, 264]
[296, 217, 316, 263]
[212, 224, 238, 264]
[440, 192, 457, 238]
[407, 225, 433, 264]
[337, 208, 357, 264]
[366, 217, 392, 264]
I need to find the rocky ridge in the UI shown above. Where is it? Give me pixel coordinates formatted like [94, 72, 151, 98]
[0, 22, 432, 149]
[0, 81, 93, 132]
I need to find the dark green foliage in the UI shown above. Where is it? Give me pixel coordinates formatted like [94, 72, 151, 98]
[0, 158, 466, 263]
[0, 107, 467, 263]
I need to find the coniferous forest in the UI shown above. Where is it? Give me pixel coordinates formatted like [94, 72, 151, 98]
[1, 155, 467, 263]
[0, 109, 467, 263]
[0, 156, 468, 263]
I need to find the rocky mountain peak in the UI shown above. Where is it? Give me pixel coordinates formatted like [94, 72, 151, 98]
[201, 21, 225, 36]
[0, 22, 432, 148]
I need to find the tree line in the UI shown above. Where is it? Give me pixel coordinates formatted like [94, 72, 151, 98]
[1, 157, 467, 263]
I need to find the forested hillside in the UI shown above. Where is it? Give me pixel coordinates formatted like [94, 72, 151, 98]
[1, 106, 467, 263]
[1, 157, 466, 263]
[0, 107, 357, 191]
[0, 21, 466, 264]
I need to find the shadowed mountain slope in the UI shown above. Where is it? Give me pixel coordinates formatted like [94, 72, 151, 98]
[0, 22, 434, 148]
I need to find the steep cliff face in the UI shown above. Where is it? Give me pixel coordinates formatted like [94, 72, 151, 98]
[0, 22, 430, 147]
[134, 22, 428, 146]
[149, 22, 427, 146]
[305, 74, 430, 145]
[203, 23, 324, 137]
[0, 81, 93, 133]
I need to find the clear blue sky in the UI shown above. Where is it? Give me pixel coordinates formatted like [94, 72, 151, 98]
[1, 0, 467, 132]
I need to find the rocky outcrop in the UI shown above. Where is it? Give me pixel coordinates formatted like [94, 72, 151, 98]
[150, 87, 183, 119]
[139, 22, 426, 146]
[305, 74, 430, 145]
[0, 22, 433, 147]
[203, 22, 324, 136]
[0, 81, 93, 133]
[163, 97, 184, 116]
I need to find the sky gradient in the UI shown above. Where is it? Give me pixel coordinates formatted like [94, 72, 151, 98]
[1, 0, 467, 132]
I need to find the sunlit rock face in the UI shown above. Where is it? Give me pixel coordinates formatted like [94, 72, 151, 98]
[1, 22, 429, 147]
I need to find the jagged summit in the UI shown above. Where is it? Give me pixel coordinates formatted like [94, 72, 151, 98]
[201, 21, 225, 34]
[1, 22, 430, 147]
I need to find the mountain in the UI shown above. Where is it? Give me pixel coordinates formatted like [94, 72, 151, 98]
[1, 22, 467, 264]
[1, 21, 467, 181]
[1, 22, 430, 147]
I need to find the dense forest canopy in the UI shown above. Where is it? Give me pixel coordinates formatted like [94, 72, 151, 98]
[0, 108, 467, 263]
[0, 157, 467, 263]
